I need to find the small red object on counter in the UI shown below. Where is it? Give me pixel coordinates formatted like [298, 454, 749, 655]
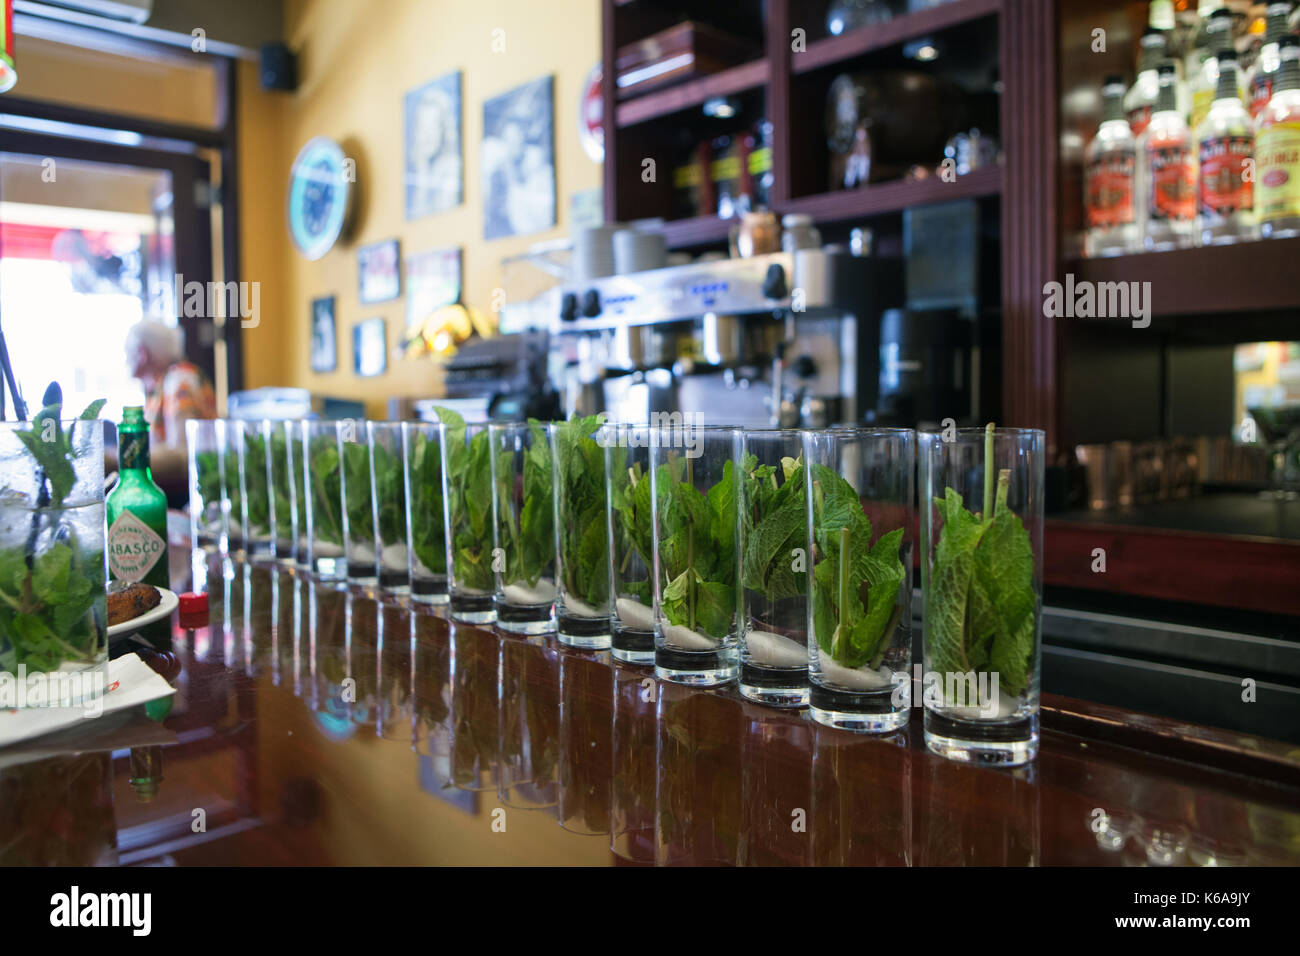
[178, 591, 209, 629]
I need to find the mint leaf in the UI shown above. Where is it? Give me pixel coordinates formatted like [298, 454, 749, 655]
[926, 470, 1037, 698]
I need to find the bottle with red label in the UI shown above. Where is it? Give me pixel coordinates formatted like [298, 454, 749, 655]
[1126, 28, 1170, 138]
[1085, 75, 1139, 257]
[1141, 62, 1198, 250]
[1248, 2, 1294, 121]
[1189, 8, 1240, 130]
[1197, 51, 1256, 244]
[1257, 35, 1300, 238]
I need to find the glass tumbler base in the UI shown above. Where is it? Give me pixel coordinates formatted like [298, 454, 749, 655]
[739, 662, 808, 707]
[557, 611, 611, 649]
[655, 646, 738, 686]
[612, 625, 654, 664]
[450, 591, 495, 624]
[495, 601, 555, 635]
[811, 704, 908, 733]
[924, 709, 1039, 767]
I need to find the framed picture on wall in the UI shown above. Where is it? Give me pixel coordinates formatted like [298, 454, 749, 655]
[405, 71, 463, 220]
[358, 239, 401, 304]
[481, 75, 555, 240]
[310, 295, 337, 372]
[405, 246, 462, 329]
[353, 318, 388, 377]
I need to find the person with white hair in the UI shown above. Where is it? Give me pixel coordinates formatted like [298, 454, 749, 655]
[121, 319, 216, 504]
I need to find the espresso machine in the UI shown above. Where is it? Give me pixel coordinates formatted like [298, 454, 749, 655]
[540, 248, 905, 427]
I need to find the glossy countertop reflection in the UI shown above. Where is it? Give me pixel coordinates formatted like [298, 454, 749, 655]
[4, 556, 1299, 867]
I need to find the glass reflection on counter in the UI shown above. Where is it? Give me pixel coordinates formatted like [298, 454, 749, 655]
[498, 636, 559, 811]
[147, 552, 1300, 867]
[448, 624, 501, 792]
[558, 647, 612, 836]
[739, 708, 812, 866]
[810, 724, 912, 866]
[610, 661, 657, 862]
[656, 682, 745, 865]
[412, 609, 452, 758]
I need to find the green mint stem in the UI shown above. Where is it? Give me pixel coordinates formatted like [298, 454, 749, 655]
[835, 525, 849, 664]
[983, 422, 995, 523]
[686, 457, 695, 633]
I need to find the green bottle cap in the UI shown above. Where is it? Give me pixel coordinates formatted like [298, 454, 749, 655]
[122, 406, 146, 426]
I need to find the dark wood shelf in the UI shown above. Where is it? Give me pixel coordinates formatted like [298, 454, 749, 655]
[659, 214, 734, 249]
[778, 162, 1001, 222]
[792, 0, 1003, 74]
[1045, 519, 1300, 618]
[1064, 236, 1300, 317]
[615, 58, 769, 128]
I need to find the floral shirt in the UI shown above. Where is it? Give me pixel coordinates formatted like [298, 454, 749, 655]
[144, 361, 216, 447]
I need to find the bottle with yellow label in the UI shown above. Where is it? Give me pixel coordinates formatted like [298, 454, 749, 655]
[1256, 35, 1300, 238]
[106, 406, 170, 590]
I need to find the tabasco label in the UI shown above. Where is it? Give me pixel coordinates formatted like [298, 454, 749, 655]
[1127, 105, 1153, 138]
[1086, 150, 1136, 227]
[108, 510, 166, 582]
[1256, 121, 1300, 221]
[1199, 134, 1253, 214]
[1147, 143, 1196, 221]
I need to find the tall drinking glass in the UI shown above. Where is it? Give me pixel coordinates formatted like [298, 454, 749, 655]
[186, 419, 227, 553]
[0, 413, 107, 707]
[340, 419, 377, 587]
[550, 417, 611, 648]
[236, 419, 275, 562]
[283, 421, 309, 567]
[919, 425, 1044, 766]
[650, 422, 741, 686]
[738, 428, 809, 707]
[605, 423, 655, 665]
[303, 420, 347, 581]
[269, 421, 296, 564]
[804, 427, 914, 733]
[368, 422, 408, 595]
[489, 420, 555, 635]
[442, 418, 495, 623]
[401, 421, 449, 604]
[223, 419, 245, 554]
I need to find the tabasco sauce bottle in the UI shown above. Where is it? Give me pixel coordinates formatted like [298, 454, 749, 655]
[1140, 62, 1198, 250]
[106, 406, 170, 589]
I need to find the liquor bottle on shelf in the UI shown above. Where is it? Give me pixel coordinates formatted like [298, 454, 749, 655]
[1190, 8, 1241, 129]
[1185, 0, 1227, 84]
[1197, 52, 1256, 244]
[1249, 2, 1295, 121]
[1085, 75, 1139, 257]
[1127, 28, 1173, 136]
[1140, 62, 1198, 251]
[1148, 0, 1176, 32]
[1256, 35, 1300, 238]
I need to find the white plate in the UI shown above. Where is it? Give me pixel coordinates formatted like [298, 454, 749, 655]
[106, 587, 179, 638]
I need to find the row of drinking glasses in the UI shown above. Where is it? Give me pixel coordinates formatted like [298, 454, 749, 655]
[186, 418, 1044, 766]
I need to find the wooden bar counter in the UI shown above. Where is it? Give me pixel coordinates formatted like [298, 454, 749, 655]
[6, 559, 1298, 867]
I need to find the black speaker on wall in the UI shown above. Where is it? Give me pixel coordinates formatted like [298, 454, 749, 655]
[260, 42, 297, 92]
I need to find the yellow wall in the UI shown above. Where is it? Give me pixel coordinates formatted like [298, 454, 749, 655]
[240, 0, 602, 417]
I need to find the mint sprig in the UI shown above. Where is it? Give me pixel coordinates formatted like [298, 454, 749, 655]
[808, 463, 906, 670]
[554, 414, 610, 609]
[656, 455, 737, 639]
[0, 398, 106, 673]
[926, 423, 1036, 698]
